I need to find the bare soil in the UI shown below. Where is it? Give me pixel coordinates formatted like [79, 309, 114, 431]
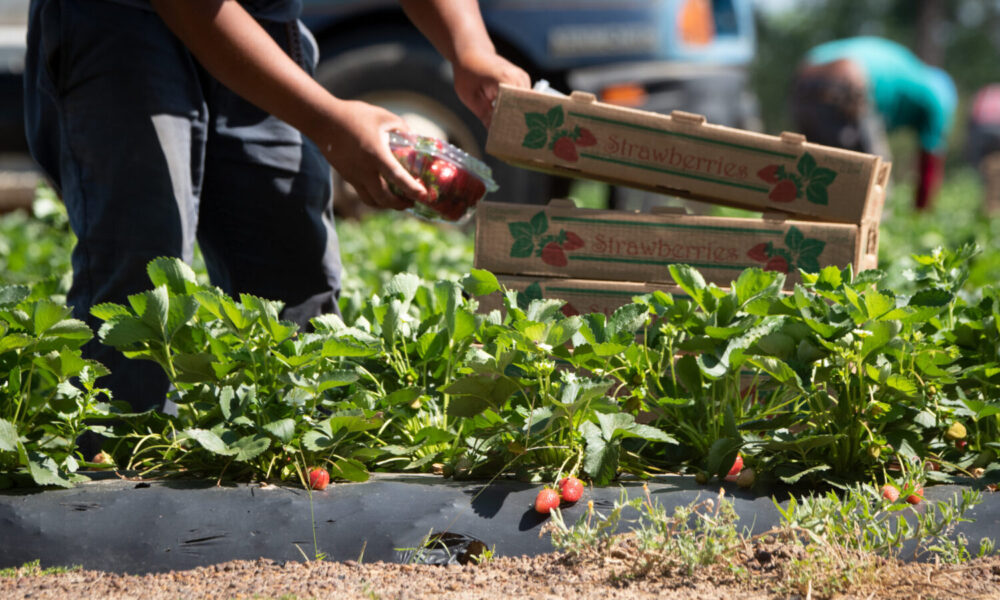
[5, 542, 1000, 600]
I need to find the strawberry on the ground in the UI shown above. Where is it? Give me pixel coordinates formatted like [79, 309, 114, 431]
[881, 484, 900, 502]
[308, 467, 330, 491]
[747, 242, 770, 262]
[534, 488, 561, 514]
[768, 179, 798, 203]
[757, 164, 781, 183]
[552, 136, 579, 162]
[764, 256, 789, 273]
[558, 476, 585, 503]
[541, 242, 568, 267]
[562, 231, 585, 250]
[724, 455, 744, 482]
[576, 128, 597, 147]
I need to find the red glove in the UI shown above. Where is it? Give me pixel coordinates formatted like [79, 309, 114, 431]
[915, 150, 944, 210]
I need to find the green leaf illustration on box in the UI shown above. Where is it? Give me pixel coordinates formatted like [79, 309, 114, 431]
[507, 211, 585, 267]
[745, 226, 826, 275]
[518, 282, 544, 311]
[756, 152, 838, 206]
[521, 107, 598, 163]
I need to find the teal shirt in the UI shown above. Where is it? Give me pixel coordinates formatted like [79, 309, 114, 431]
[807, 37, 957, 152]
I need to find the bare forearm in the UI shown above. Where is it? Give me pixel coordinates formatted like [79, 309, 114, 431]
[399, 0, 495, 64]
[149, 0, 345, 145]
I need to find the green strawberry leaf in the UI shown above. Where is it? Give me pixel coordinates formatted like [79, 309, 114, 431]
[0, 418, 17, 452]
[461, 269, 501, 297]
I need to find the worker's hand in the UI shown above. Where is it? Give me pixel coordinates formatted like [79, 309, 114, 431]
[318, 100, 427, 210]
[453, 50, 530, 128]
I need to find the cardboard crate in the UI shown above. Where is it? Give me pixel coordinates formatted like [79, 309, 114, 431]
[474, 199, 879, 289]
[486, 84, 891, 224]
[476, 275, 688, 317]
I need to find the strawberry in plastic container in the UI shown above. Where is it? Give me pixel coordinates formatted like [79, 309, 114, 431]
[388, 131, 498, 223]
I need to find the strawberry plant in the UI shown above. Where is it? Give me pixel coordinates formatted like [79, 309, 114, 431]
[0, 283, 117, 488]
[91, 258, 382, 483]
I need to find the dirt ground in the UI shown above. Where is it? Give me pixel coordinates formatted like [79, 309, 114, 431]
[5, 541, 1000, 600]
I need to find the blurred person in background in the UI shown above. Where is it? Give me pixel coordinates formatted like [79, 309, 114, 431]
[790, 36, 957, 211]
[966, 84, 1000, 215]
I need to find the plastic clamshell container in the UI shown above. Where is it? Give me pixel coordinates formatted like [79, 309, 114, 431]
[388, 131, 498, 223]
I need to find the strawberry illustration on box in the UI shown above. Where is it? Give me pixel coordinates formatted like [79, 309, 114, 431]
[520, 106, 597, 163]
[757, 152, 838, 206]
[745, 226, 826, 274]
[508, 211, 584, 267]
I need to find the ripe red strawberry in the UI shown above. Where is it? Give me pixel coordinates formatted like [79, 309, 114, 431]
[757, 164, 781, 183]
[724, 454, 744, 482]
[768, 179, 798, 203]
[956, 439, 968, 451]
[552, 136, 579, 162]
[905, 484, 924, 505]
[558, 476, 585, 503]
[881, 484, 900, 502]
[534, 488, 561, 514]
[746, 242, 770, 262]
[541, 242, 568, 267]
[562, 231, 585, 251]
[308, 467, 330, 491]
[576, 128, 597, 147]
[764, 256, 789, 273]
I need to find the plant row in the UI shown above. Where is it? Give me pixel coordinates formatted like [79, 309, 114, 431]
[2, 241, 998, 491]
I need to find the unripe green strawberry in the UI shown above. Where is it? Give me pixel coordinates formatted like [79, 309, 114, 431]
[945, 422, 967, 441]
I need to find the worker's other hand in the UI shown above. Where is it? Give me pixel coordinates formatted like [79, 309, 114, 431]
[319, 101, 426, 210]
[453, 51, 530, 128]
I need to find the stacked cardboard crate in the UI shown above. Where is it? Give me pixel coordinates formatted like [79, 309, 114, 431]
[475, 85, 891, 314]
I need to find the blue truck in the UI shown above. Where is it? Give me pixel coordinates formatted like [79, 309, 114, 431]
[2, 0, 758, 207]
